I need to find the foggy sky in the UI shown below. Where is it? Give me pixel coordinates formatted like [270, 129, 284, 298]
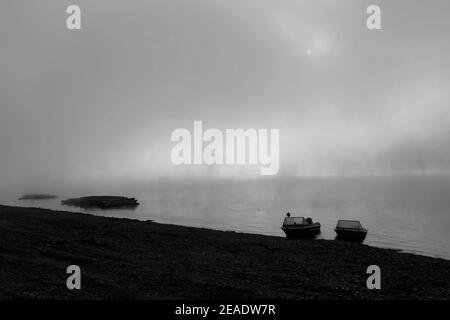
[1, 0, 450, 188]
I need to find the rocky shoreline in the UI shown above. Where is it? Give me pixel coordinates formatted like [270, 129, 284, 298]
[0, 204, 449, 299]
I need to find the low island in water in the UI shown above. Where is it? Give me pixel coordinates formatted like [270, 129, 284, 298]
[0, 204, 448, 299]
[61, 196, 139, 209]
[19, 194, 58, 200]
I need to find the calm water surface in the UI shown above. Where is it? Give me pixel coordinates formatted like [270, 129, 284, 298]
[3, 176, 450, 260]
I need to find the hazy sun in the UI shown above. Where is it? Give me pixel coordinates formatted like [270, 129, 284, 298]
[278, 13, 330, 58]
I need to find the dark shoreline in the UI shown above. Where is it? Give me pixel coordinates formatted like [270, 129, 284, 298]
[0, 204, 449, 299]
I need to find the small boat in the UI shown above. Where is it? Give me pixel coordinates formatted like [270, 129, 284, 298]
[281, 213, 321, 239]
[334, 220, 367, 241]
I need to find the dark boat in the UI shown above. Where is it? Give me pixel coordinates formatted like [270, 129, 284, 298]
[334, 220, 367, 241]
[281, 214, 321, 239]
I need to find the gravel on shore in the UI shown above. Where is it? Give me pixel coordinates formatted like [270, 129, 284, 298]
[0, 204, 449, 299]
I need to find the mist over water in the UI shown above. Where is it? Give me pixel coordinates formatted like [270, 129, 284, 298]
[3, 175, 450, 260]
[2, 0, 450, 183]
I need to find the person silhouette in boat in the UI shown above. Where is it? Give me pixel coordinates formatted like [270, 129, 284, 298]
[286, 212, 296, 225]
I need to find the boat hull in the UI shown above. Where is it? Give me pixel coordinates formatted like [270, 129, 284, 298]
[334, 229, 367, 242]
[281, 223, 321, 239]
